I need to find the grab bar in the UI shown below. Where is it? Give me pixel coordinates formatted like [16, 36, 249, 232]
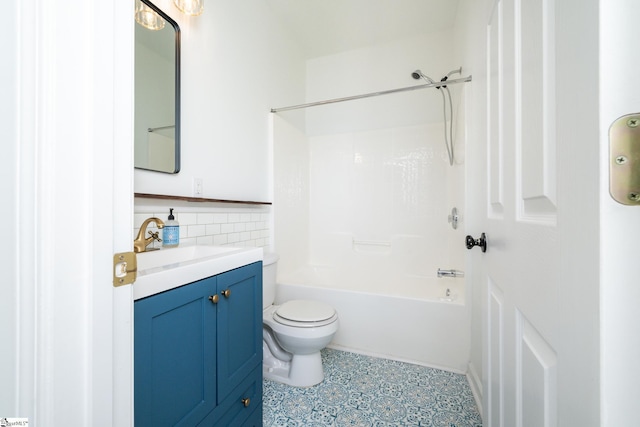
[352, 239, 391, 247]
[437, 268, 464, 278]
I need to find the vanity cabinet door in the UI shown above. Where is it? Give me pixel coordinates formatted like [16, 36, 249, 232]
[134, 276, 218, 427]
[215, 262, 263, 400]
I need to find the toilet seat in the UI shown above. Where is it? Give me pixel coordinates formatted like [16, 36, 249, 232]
[273, 300, 337, 328]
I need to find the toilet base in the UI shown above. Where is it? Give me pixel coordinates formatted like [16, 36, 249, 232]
[263, 343, 324, 387]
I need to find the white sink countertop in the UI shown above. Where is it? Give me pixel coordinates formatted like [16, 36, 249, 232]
[134, 245, 263, 300]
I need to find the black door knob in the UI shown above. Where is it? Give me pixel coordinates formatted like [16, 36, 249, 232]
[466, 233, 487, 252]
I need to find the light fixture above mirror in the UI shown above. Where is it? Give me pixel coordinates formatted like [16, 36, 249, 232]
[135, 0, 166, 30]
[173, 0, 204, 16]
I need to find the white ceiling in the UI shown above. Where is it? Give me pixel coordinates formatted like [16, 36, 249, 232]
[265, 0, 461, 58]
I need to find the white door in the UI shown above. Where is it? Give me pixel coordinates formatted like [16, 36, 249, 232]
[467, 0, 602, 425]
[600, 0, 640, 425]
[0, 1, 135, 425]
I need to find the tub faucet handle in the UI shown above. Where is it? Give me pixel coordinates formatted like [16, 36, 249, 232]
[437, 268, 464, 278]
[448, 207, 459, 230]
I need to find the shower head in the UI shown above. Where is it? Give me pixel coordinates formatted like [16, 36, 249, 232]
[411, 69, 435, 84]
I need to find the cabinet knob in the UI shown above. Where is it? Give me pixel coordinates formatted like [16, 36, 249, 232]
[221, 289, 231, 298]
[241, 397, 250, 407]
[208, 295, 219, 304]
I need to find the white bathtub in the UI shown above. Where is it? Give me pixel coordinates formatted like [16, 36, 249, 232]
[275, 265, 470, 373]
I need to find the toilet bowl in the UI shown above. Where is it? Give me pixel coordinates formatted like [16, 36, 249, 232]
[262, 253, 339, 387]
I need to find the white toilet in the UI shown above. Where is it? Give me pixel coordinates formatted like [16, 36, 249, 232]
[262, 253, 339, 387]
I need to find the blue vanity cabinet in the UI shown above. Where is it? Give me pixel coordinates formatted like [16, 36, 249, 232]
[200, 262, 263, 426]
[215, 264, 263, 398]
[135, 261, 263, 427]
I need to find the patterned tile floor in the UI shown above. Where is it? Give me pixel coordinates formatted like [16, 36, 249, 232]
[263, 348, 482, 426]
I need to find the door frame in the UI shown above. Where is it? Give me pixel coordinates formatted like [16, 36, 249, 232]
[599, 1, 640, 425]
[2, 0, 135, 424]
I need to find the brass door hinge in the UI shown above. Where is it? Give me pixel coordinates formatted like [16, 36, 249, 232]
[113, 252, 137, 287]
[610, 113, 640, 205]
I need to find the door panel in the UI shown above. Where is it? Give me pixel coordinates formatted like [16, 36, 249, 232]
[488, 280, 504, 426]
[488, 1, 504, 217]
[517, 0, 557, 218]
[517, 312, 557, 427]
[482, 0, 559, 425]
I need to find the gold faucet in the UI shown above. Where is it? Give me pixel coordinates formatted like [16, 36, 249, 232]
[134, 217, 165, 253]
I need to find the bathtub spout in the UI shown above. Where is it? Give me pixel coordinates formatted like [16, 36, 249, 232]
[263, 327, 293, 362]
[437, 268, 465, 278]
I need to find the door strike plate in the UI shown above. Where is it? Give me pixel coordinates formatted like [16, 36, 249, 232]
[113, 251, 137, 287]
[609, 113, 640, 205]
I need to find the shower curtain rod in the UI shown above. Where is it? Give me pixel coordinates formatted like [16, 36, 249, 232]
[270, 75, 472, 113]
[147, 125, 175, 132]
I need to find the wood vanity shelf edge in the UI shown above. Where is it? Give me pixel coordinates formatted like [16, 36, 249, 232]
[135, 192, 272, 205]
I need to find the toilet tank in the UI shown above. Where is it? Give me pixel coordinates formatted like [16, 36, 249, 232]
[262, 252, 279, 309]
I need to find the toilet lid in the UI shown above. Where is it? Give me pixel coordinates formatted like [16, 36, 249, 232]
[275, 300, 336, 323]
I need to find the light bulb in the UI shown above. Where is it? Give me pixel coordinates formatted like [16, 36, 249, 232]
[173, 0, 204, 16]
[135, 0, 165, 30]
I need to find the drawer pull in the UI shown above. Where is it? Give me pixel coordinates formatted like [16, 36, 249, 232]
[208, 295, 219, 304]
[241, 397, 250, 407]
[221, 289, 231, 298]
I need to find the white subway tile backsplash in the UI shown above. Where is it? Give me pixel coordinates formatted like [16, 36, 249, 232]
[213, 234, 228, 245]
[213, 213, 228, 223]
[188, 224, 206, 237]
[206, 224, 221, 235]
[178, 213, 198, 225]
[197, 235, 214, 245]
[197, 213, 214, 224]
[134, 203, 271, 250]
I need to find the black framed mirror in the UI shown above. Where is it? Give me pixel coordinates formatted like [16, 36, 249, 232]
[134, 0, 181, 174]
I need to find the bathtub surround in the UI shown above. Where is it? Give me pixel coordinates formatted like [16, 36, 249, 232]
[274, 116, 465, 284]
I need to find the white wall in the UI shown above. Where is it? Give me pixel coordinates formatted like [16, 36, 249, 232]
[305, 31, 460, 136]
[453, 0, 488, 405]
[134, 0, 306, 202]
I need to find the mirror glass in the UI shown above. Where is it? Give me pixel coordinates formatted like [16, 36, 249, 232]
[134, 0, 181, 173]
